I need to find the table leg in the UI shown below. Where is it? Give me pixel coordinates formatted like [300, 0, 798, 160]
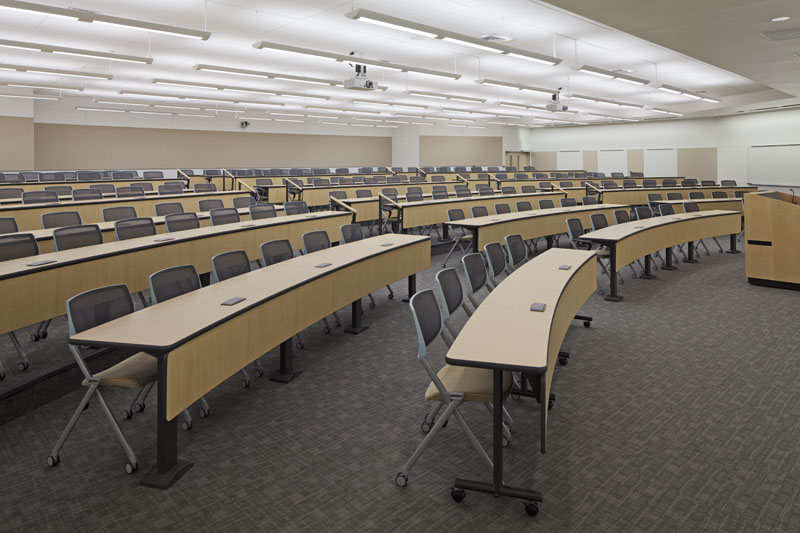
[403, 274, 416, 302]
[726, 234, 741, 254]
[684, 241, 698, 263]
[344, 299, 368, 334]
[546, 236, 553, 250]
[269, 339, 302, 383]
[140, 354, 192, 490]
[440, 223, 451, 242]
[663, 247, 677, 270]
[640, 254, 655, 279]
[605, 244, 623, 302]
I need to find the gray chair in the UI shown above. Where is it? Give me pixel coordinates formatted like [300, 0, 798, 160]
[565, 218, 619, 295]
[516, 201, 533, 212]
[250, 204, 277, 220]
[39, 173, 62, 182]
[711, 191, 728, 199]
[211, 250, 253, 285]
[21, 172, 40, 182]
[155, 202, 183, 216]
[560, 198, 577, 208]
[666, 192, 683, 200]
[1, 173, 24, 183]
[432, 190, 449, 200]
[53, 224, 103, 251]
[158, 184, 183, 195]
[44, 185, 72, 197]
[483, 242, 507, 289]
[165, 212, 199, 232]
[500, 186, 516, 195]
[461, 252, 489, 310]
[115, 218, 156, 241]
[198, 199, 224, 212]
[72, 189, 102, 201]
[112, 171, 136, 180]
[90, 183, 115, 195]
[631, 172, 644, 178]
[284, 201, 309, 215]
[0, 187, 23, 200]
[0, 217, 18, 234]
[477, 188, 494, 197]
[642, 179, 657, 188]
[116, 186, 145, 198]
[662, 179, 677, 187]
[22, 191, 59, 204]
[300, 231, 342, 332]
[77, 171, 102, 181]
[260, 239, 294, 267]
[720, 180, 737, 186]
[611, 173, 625, 178]
[582, 196, 598, 205]
[505, 234, 527, 271]
[42, 211, 81, 229]
[455, 188, 472, 198]
[689, 192, 705, 200]
[521, 185, 537, 194]
[538, 199, 555, 209]
[435, 267, 474, 345]
[441, 209, 473, 267]
[102, 206, 137, 222]
[46, 284, 156, 473]
[622, 180, 636, 189]
[233, 196, 256, 209]
[471, 205, 489, 218]
[142, 171, 164, 179]
[494, 203, 511, 215]
[209, 208, 240, 226]
[602, 181, 618, 190]
[701, 180, 717, 187]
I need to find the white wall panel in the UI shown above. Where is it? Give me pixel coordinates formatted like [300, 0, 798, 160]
[597, 149, 626, 175]
[644, 148, 677, 176]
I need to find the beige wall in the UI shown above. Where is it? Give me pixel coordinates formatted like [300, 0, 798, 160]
[531, 151, 557, 170]
[33, 124, 392, 170]
[583, 150, 598, 172]
[677, 147, 717, 179]
[627, 149, 644, 173]
[0, 117, 34, 171]
[419, 136, 502, 166]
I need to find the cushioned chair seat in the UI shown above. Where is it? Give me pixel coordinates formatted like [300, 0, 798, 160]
[82, 352, 157, 388]
[426, 365, 512, 403]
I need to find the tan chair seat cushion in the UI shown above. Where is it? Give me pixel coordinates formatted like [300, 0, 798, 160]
[425, 365, 512, 403]
[82, 352, 158, 388]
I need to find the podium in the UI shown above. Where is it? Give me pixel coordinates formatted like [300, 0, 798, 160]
[744, 191, 800, 289]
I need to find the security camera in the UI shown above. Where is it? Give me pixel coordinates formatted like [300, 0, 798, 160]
[240, 120, 250, 129]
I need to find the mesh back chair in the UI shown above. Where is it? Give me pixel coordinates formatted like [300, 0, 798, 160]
[681, 179, 698, 187]
[611, 172, 625, 178]
[658, 203, 676, 216]
[42, 211, 81, 229]
[433, 267, 476, 338]
[643, 179, 657, 188]
[339, 223, 394, 306]
[90, 183, 115, 195]
[0, 217, 19, 234]
[116, 186, 145, 198]
[455, 188, 472, 198]
[198, 199, 224, 212]
[21, 172, 40, 182]
[102, 206, 136, 222]
[515, 173, 528, 180]
[115, 218, 156, 241]
[666, 192, 683, 200]
[397, 288, 507, 487]
[260, 239, 294, 266]
[155, 202, 183, 216]
[478, 188, 494, 196]
[565, 218, 619, 295]
[538, 199, 555, 209]
[689, 192, 706, 200]
[430, 175, 446, 182]
[516, 201, 532, 212]
[662, 179, 677, 187]
[284, 201, 309, 215]
[712, 191, 728, 199]
[471, 205, 488, 218]
[22, 191, 59, 204]
[442, 209, 472, 267]
[53, 224, 103, 251]
[484, 242, 507, 289]
[720, 180, 736, 186]
[647, 193, 664, 215]
[582, 196, 598, 205]
[158, 184, 183, 195]
[47, 284, 157, 474]
[209, 208, 240, 226]
[142, 171, 164, 179]
[44, 185, 72, 197]
[461, 252, 489, 309]
[250, 204, 277, 220]
[539, 182, 553, 191]
[355, 189, 373, 198]
[634, 206, 652, 221]
[432, 190, 449, 200]
[233, 196, 256, 209]
[0, 233, 41, 375]
[339, 177, 354, 185]
[72, 188, 102, 201]
[560, 198, 577, 208]
[560, 181, 573, 188]
[631, 171, 644, 178]
[406, 191, 424, 203]
[734, 191, 746, 199]
[684, 202, 699, 213]
[165, 212, 199, 232]
[521, 185, 537, 193]
[380, 190, 399, 232]
[622, 180, 636, 189]
[112, 171, 135, 180]
[39, 173, 62, 182]
[194, 183, 217, 193]
[500, 186, 516, 195]
[407, 186, 423, 195]
[701, 180, 717, 186]
[300, 231, 341, 332]
[505, 234, 527, 272]
[602, 181, 619, 190]
[495, 203, 511, 215]
[0, 187, 23, 200]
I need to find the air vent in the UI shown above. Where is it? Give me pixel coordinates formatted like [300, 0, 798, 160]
[761, 27, 800, 41]
[481, 34, 512, 42]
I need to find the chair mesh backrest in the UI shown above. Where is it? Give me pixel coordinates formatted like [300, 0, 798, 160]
[539, 182, 553, 191]
[566, 218, 584, 241]
[684, 202, 700, 213]
[631, 172, 644, 178]
[666, 193, 683, 200]
[712, 191, 728, 199]
[155, 202, 184, 216]
[471, 206, 488, 218]
[210, 208, 240, 226]
[199, 199, 224, 212]
[538, 199, 554, 209]
[0, 233, 38, 260]
[302, 230, 330, 254]
[66, 285, 134, 336]
[484, 242, 506, 279]
[0, 187, 23, 199]
[157, 184, 182, 195]
[0, 217, 19, 234]
[689, 192, 705, 199]
[635, 206, 652, 220]
[53, 224, 103, 251]
[195, 183, 217, 192]
[233, 196, 256, 208]
[113, 171, 135, 180]
[648, 194, 664, 204]
[340, 223, 364, 243]
[261, 239, 293, 266]
[659, 204, 675, 216]
[495, 203, 511, 215]
[212, 250, 251, 282]
[143, 171, 164, 178]
[431, 175, 445, 182]
[355, 189, 372, 198]
[602, 181, 618, 190]
[455, 188, 472, 198]
[42, 211, 81, 229]
[560, 181, 573, 188]
[560, 198, 577, 207]
[611, 173, 624, 178]
[500, 187, 516, 195]
[516, 201, 532, 212]
[22, 191, 59, 204]
[662, 179, 677, 187]
[505, 234, 526, 267]
[165, 212, 199, 232]
[478, 188, 494, 196]
[643, 179, 656, 188]
[409, 289, 443, 353]
[582, 196, 598, 205]
[90, 183, 115, 195]
[622, 180, 636, 188]
[406, 191, 424, 202]
[432, 190, 449, 200]
[116, 217, 156, 240]
[250, 204, 277, 220]
[328, 191, 348, 202]
[255, 178, 273, 186]
[284, 201, 309, 215]
[102, 206, 137, 222]
[44, 185, 72, 197]
[520, 185, 537, 194]
[39, 173, 61, 182]
[116, 186, 145, 198]
[72, 189, 102, 201]
[591, 213, 609, 231]
[614, 210, 631, 224]
[436, 268, 463, 320]
[461, 253, 487, 295]
[720, 180, 736, 186]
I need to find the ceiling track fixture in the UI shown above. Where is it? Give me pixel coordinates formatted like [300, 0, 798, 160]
[194, 64, 340, 86]
[407, 90, 485, 103]
[651, 108, 683, 116]
[568, 93, 645, 109]
[344, 8, 560, 65]
[0, 91, 59, 100]
[0, 38, 153, 63]
[252, 40, 461, 80]
[152, 78, 330, 101]
[2, 81, 83, 92]
[657, 83, 719, 103]
[475, 79, 553, 95]
[352, 98, 428, 109]
[0, 0, 210, 40]
[0, 62, 111, 79]
[578, 65, 649, 86]
[119, 89, 285, 107]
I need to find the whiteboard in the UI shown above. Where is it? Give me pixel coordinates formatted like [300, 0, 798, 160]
[747, 145, 800, 187]
[557, 150, 582, 170]
[644, 148, 677, 176]
[598, 150, 627, 176]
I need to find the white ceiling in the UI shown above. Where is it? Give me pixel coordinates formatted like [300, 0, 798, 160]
[0, 0, 794, 128]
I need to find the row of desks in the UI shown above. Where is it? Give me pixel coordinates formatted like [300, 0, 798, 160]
[0, 178, 188, 194]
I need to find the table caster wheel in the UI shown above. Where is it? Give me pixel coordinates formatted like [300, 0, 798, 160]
[324, 326, 331, 334]
[451, 488, 466, 503]
[17, 361, 29, 371]
[199, 408, 210, 418]
[525, 502, 539, 516]
[420, 420, 432, 434]
[122, 409, 132, 420]
[558, 357, 568, 366]
[254, 368, 263, 378]
[125, 462, 138, 474]
[47, 455, 60, 467]
[133, 402, 145, 413]
[30, 333, 39, 342]
[181, 420, 192, 431]
[395, 473, 408, 487]
[583, 321, 591, 328]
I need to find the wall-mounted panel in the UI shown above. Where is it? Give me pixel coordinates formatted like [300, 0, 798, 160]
[419, 135, 501, 166]
[557, 150, 582, 170]
[0, 117, 34, 171]
[532, 151, 557, 170]
[597, 149, 626, 175]
[583, 150, 598, 172]
[627, 149, 643, 173]
[747, 144, 800, 187]
[644, 148, 677, 176]
[677, 147, 717, 180]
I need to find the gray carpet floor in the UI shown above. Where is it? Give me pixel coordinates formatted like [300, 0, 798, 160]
[1, 244, 799, 532]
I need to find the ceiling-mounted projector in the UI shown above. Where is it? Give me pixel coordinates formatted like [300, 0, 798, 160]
[344, 50, 377, 90]
[546, 87, 568, 111]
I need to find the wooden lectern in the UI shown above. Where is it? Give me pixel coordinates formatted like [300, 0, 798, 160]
[744, 190, 800, 289]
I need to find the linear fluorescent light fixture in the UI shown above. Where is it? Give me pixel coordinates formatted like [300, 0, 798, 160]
[3, 81, 83, 92]
[651, 108, 683, 116]
[353, 98, 428, 109]
[0, 62, 111, 79]
[497, 101, 538, 110]
[658, 83, 718, 102]
[475, 79, 553, 95]
[194, 64, 340, 86]
[0, 91, 59, 100]
[657, 84, 683, 95]
[76, 106, 124, 112]
[119, 89, 284, 107]
[407, 90, 485, 103]
[344, 8, 560, 66]
[239, 116, 272, 121]
[441, 107, 492, 115]
[568, 93, 645, 109]
[578, 65, 648, 86]
[0, 0, 209, 40]
[153, 78, 276, 95]
[0, 38, 152, 63]
[253, 40, 461, 80]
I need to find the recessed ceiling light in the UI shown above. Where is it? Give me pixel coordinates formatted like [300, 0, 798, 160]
[771, 16, 790, 22]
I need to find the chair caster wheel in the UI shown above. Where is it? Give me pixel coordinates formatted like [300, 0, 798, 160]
[199, 408, 210, 418]
[334, 321, 341, 327]
[17, 361, 29, 371]
[395, 473, 408, 487]
[47, 455, 60, 467]
[241, 379, 250, 388]
[125, 462, 138, 474]
[296, 342, 305, 350]
[0, 370, 5, 380]
[388, 294, 394, 300]
[451, 488, 466, 503]
[548, 399, 554, 410]
[420, 420, 432, 434]
[525, 502, 539, 516]
[83, 402, 90, 410]
[598, 289, 605, 296]
[181, 420, 192, 431]
[324, 326, 331, 334]
[122, 409, 132, 420]
[31, 333, 39, 342]
[254, 368, 264, 378]
[133, 402, 145, 413]
[583, 321, 591, 328]
[511, 393, 521, 401]
[41, 331, 48, 339]
[558, 357, 568, 366]
[369, 302, 376, 309]
[502, 436, 510, 447]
